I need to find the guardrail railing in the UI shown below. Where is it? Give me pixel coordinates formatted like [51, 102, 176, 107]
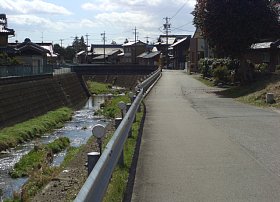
[74, 68, 161, 202]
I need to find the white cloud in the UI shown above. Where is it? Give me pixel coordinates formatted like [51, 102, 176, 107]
[81, 0, 195, 12]
[186, 0, 196, 8]
[9, 14, 100, 32]
[81, 1, 119, 12]
[79, 19, 99, 28]
[0, 0, 72, 15]
[95, 11, 157, 29]
[9, 15, 69, 30]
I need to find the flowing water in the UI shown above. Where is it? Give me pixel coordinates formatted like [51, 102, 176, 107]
[0, 96, 108, 199]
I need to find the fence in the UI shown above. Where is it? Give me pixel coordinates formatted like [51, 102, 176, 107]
[74, 68, 161, 202]
[0, 65, 53, 78]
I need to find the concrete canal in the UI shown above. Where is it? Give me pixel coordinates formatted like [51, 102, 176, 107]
[0, 96, 109, 200]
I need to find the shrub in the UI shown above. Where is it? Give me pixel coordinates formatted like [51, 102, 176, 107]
[198, 58, 214, 78]
[198, 57, 239, 83]
[255, 63, 269, 73]
[212, 65, 230, 83]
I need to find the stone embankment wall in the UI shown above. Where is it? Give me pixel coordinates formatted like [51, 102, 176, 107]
[0, 73, 88, 129]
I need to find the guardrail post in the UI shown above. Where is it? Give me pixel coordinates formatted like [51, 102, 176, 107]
[126, 103, 133, 138]
[135, 91, 142, 112]
[87, 152, 100, 175]
[115, 118, 124, 166]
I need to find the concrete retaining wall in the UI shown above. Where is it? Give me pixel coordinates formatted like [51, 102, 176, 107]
[0, 73, 88, 129]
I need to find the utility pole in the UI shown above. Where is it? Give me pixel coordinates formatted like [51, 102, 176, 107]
[163, 17, 171, 68]
[133, 27, 139, 64]
[59, 39, 64, 47]
[145, 36, 150, 44]
[85, 33, 90, 62]
[101, 31, 106, 63]
[41, 32, 44, 43]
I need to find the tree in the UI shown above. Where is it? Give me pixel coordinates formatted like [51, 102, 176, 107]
[193, 0, 280, 79]
[64, 46, 76, 62]
[72, 36, 87, 52]
[53, 44, 65, 56]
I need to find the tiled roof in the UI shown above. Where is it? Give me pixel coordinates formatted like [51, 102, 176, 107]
[171, 37, 190, 47]
[0, 25, 14, 35]
[251, 41, 280, 49]
[122, 41, 146, 47]
[137, 51, 161, 59]
[93, 47, 123, 55]
[16, 39, 50, 54]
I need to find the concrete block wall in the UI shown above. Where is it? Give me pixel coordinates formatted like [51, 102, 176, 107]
[0, 73, 88, 129]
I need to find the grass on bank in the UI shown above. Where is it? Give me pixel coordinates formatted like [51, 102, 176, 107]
[5, 145, 81, 202]
[0, 107, 73, 152]
[195, 73, 280, 108]
[9, 137, 70, 178]
[102, 104, 144, 202]
[88, 92, 143, 201]
[98, 94, 131, 118]
[87, 81, 114, 94]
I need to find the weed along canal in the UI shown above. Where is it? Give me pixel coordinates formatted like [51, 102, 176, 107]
[0, 96, 109, 200]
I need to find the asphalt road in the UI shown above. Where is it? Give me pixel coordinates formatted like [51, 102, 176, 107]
[132, 70, 280, 202]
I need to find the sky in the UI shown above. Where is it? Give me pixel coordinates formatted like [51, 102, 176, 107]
[0, 0, 196, 47]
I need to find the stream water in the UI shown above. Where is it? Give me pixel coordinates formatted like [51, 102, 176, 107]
[0, 96, 109, 199]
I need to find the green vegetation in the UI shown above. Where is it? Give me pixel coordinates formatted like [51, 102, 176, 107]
[18, 145, 80, 201]
[196, 73, 280, 108]
[98, 94, 130, 118]
[0, 53, 20, 66]
[10, 137, 70, 178]
[87, 81, 113, 94]
[198, 58, 239, 84]
[193, 0, 279, 80]
[93, 91, 144, 201]
[103, 105, 144, 202]
[0, 107, 73, 152]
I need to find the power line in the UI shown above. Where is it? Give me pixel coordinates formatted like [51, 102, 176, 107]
[170, 3, 186, 20]
[172, 22, 193, 30]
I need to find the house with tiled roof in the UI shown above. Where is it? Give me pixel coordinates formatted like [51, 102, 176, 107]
[137, 47, 161, 66]
[77, 44, 123, 64]
[12, 38, 52, 75]
[0, 14, 16, 54]
[122, 41, 146, 64]
[246, 40, 280, 71]
[170, 36, 191, 69]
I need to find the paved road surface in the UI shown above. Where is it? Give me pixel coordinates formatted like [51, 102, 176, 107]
[132, 70, 280, 202]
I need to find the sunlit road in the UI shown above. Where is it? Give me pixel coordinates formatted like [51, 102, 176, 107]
[132, 70, 280, 202]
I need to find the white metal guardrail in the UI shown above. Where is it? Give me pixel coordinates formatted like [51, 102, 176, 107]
[74, 68, 161, 202]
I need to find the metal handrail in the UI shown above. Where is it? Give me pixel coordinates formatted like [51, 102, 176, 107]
[74, 68, 161, 202]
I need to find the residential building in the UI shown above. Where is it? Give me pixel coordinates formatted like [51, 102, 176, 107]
[137, 47, 161, 66]
[155, 35, 190, 68]
[170, 36, 191, 69]
[188, 28, 213, 72]
[122, 41, 147, 64]
[0, 14, 15, 54]
[92, 49, 123, 64]
[14, 38, 52, 75]
[246, 40, 280, 71]
[78, 44, 123, 64]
